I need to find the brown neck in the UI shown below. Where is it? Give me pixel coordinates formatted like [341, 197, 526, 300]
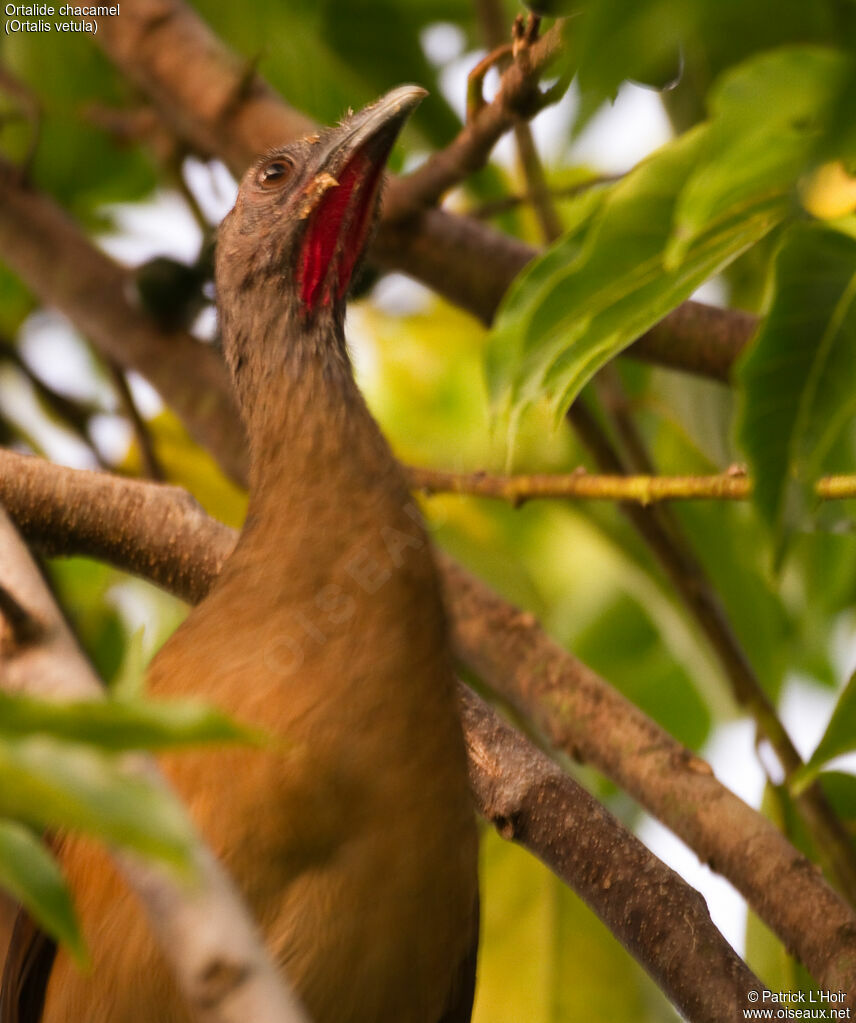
[219, 287, 403, 556]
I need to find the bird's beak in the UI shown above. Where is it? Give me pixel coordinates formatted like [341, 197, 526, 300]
[316, 84, 428, 180]
[297, 85, 427, 311]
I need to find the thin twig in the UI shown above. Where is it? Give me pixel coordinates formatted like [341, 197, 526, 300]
[594, 364, 657, 474]
[466, 43, 513, 121]
[512, 117, 564, 242]
[0, 336, 104, 462]
[383, 19, 567, 222]
[409, 464, 747, 502]
[477, 10, 566, 251]
[406, 462, 856, 504]
[468, 175, 622, 219]
[108, 363, 165, 480]
[499, 12, 566, 246]
[0, 160, 246, 485]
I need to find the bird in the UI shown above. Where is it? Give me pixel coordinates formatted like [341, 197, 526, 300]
[0, 85, 479, 1023]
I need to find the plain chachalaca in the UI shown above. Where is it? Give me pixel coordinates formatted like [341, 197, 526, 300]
[0, 86, 479, 1023]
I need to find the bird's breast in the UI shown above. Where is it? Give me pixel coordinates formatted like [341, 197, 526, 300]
[142, 478, 477, 1023]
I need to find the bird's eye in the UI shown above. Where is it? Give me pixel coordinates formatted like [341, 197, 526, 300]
[258, 159, 294, 188]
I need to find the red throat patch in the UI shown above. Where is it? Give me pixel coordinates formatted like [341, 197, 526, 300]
[298, 150, 385, 311]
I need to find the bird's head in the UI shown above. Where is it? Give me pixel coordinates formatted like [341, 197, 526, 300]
[216, 85, 426, 327]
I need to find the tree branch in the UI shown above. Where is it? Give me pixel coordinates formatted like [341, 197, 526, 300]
[631, 301, 757, 383]
[467, 175, 622, 219]
[383, 18, 566, 221]
[473, 4, 567, 249]
[441, 556, 856, 1000]
[460, 686, 765, 1022]
[0, 449, 229, 605]
[89, 0, 755, 378]
[406, 464, 856, 503]
[0, 161, 246, 486]
[0, 448, 852, 998]
[0, 504, 311, 1023]
[108, 363, 165, 481]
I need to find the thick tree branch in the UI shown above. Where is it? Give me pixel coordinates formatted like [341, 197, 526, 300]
[0, 449, 852, 998]
[0, 161, 246, 486]
[370, 203, 534, 325]
[631, 301, 757, 382]
[0, 504, 310, 1023]
[441, 557, 856, 1000]
[0, 449, 228, 605]
[460, 687, 765, 1023]
[90, 0, 755, 377]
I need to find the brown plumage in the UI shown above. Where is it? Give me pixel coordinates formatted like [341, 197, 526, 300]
[1, 86, 478, 1023]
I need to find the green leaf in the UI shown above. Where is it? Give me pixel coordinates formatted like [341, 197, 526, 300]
[744, 785, 818, 995]
[473, 828, 672, 1023]
[0, 736, 194, 869]
[574, 0, 690, 105]
[573, 594, 711, 750]
[4, 37, 157, 217]
[737, 223, 856, 542]
[0, 819, 87, 965]
[792, 669, 856, 791]
[486, 124, 784, 427]
[487, 46, 856, 432]
[48, 558, 125, 685]
[0, 690, 258, 753]
[110, 627, 149, 701]
[484, 181, 607, 425]
[669, 47, 854, 264]
[566, 2, 855, 133]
